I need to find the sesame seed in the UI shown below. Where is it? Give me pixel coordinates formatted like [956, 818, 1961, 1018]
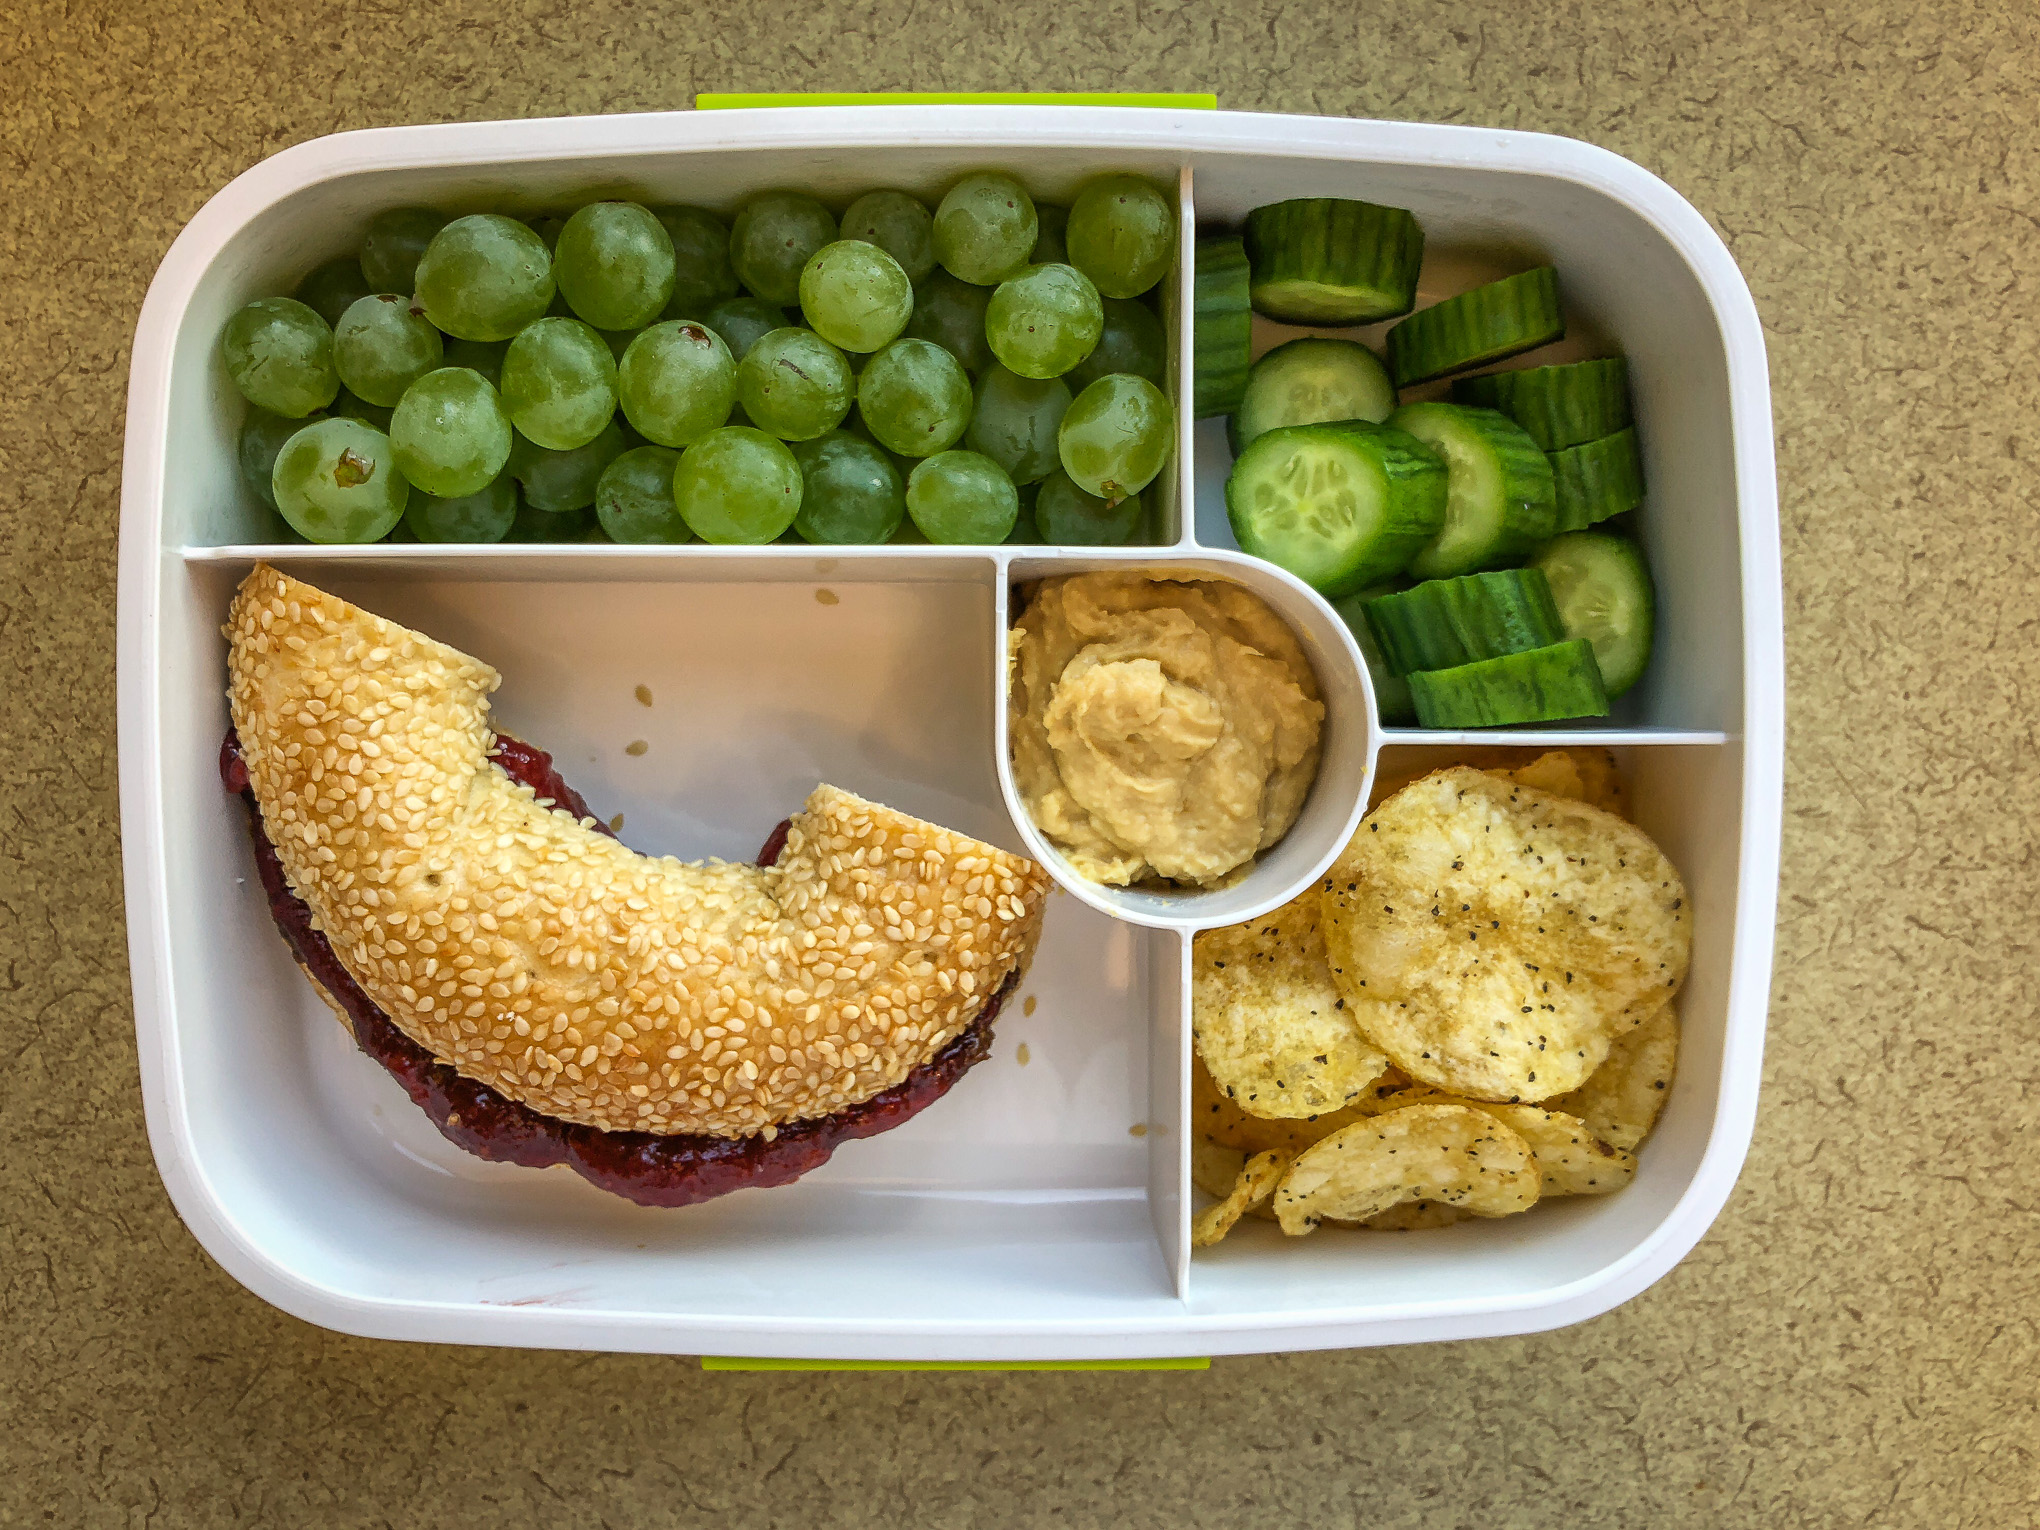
[224, 565, 1052, 1138]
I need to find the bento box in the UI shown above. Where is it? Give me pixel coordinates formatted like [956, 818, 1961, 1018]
[116, 105, 1782, 1360]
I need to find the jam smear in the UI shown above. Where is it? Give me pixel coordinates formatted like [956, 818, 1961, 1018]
[221, 730, 1004, 1206]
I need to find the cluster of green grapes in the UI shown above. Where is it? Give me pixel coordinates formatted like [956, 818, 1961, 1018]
[224, 172, 1177, 547]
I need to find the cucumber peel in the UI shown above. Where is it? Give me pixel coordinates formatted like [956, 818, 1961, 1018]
[1244, 198, 1424, 324]
[1386, 267, 1564, 387]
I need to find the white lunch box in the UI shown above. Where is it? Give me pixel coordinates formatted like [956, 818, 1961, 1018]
[117, 105, 1783, 1359]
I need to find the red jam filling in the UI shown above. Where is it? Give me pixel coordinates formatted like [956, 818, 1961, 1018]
[220, 730, 1003, 1207]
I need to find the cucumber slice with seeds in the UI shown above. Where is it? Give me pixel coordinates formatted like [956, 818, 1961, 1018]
[1230, 337, 1396, 454]
[1388, 401, 1556, 580]
[1225, 421, 1446, 597]
[1386, 267, 1564, 387]
[1333, 581, 1416, 726]
[1550, 426, 1646, 531]
[1244, 198, 1424, 324]
[1407, 639, 1610, 728]
[1451, 358, 1631, 450]
[1365, 569, 1565, 676]
[1193, 235, 1253, 419]
[1531, 531, 1655, 696]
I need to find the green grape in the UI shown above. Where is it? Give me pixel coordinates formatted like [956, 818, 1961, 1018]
[1006, 480, 1041, 544]
[405, 474, 519, 542]
[1065, 175, 1176, 299]
[965, 364, 1070, 484]
[295, 257, 373, 327]
[984, 263, 1103, 380]
[673, 426, 802, 543]
[333, 293, 444, 407]
[617, 320, 735, 447]
[554, 201, 677, 330]
[704, 295, 792, 362]
[220, 297, 339, 417]
[736, 328, 854, 442]
[902, 270, 993, 373]
[904, 450, 1019, 544]
[441, 336, 509, 387]
[238, 407, 323, 510]
[1058, 373, 1173, 501]
[507, 418, 627, 512]
[1029, 204, 1069, 265]
[839, 190, 935, 285]
[798, 240, 912, 354]
[1064, 295, 1166, 393]
[499, 317, 619, 451]
[524, 213, 567, 253]
[655, 206, 740, 319]
[1035, 468, 1143, 545]
[390, 367, 513, 498]
[791, 430, 904, 544]
[932, 172, 1036, 286]
[333, 388, 394, 431]
[595, 445, 691, 543]
[271, 417, 409, 543]
[856, 338, 972, 457]
[414, 214, 555, 341]
[729, 191, 837, 306]
[509, 500, 594, 541]
[361, 207, 449, 292]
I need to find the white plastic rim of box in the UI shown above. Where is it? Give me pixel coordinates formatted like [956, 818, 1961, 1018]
[116, 106, 1783, 1360]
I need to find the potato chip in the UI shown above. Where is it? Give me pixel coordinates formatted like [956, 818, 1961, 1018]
[1193, 1054, 1417, 1158]
[1360, 1201, 1470, 1231]
[1321, 767, 1690, 1102]
[1192, 1149, 1291, 1247]
[1547, 1001, 1680, 1152]
[1569, 749, 1627, 816]
[1498, 749, 1587, 802]
[1365, 1083, 1636, 1196]
[1192, 1139, 1247, 1200]
[1271, 1103, 1541, 1234]
[1486, 1105, 1633, 1195]
[1371, 748, 1625, 816]
[1492, 749, 1628, 817]
[1193, 894, 1389, 1119]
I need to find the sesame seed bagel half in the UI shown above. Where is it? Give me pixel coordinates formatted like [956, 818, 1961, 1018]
[226, 565, 1051, 1139]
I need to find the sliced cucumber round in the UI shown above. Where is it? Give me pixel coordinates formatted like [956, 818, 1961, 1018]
[1194, 235, 1252, 419]
[1365, 568, 1565, 677]
[1225, 421, 1446, 597]
[1229, 337, 1395, 454]
[1531, 530, 1655, 696]
[1550, 426, 1646, 531]
[1244, 198, 1424, 324]
[1451, 357, 1631, 451]
[1385, 267, 1564, 387]
[1388, 401, 1556, 580]
[1407, 639, 1610, 728]
[1332, 581, 1415, 726]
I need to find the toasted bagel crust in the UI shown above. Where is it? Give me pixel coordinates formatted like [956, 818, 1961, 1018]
[226, 565, 1050, 1138]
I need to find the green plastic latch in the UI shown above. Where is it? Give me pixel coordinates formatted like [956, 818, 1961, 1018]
[695, 92, 1216, 110]
[702, 1356, 1211, 1372]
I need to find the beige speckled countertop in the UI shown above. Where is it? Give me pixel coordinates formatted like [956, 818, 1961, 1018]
[4, 2, 2037, 1523]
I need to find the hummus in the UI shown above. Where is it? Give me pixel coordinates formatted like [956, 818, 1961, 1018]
[1009, 572, 1325, 887]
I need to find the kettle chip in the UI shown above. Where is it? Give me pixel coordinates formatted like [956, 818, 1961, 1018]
[1321, 767, 1690, 1103]
[1271, 1102, 1542, 1235]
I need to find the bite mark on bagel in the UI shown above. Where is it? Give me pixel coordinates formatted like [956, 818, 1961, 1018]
[224, 565, 1051, 1141]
